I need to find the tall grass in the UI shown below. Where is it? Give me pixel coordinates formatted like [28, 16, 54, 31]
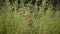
[0, 0, 60, 34]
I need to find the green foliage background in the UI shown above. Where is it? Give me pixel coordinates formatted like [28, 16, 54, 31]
[0, 0, 60, 34]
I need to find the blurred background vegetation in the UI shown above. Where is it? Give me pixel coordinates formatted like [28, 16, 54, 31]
[0, 0, 60, 34]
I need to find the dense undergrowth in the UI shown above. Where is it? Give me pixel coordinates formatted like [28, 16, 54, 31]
[0, 0, 60, 34]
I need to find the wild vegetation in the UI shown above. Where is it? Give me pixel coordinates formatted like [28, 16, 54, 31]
[0, 0, 60, 34]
